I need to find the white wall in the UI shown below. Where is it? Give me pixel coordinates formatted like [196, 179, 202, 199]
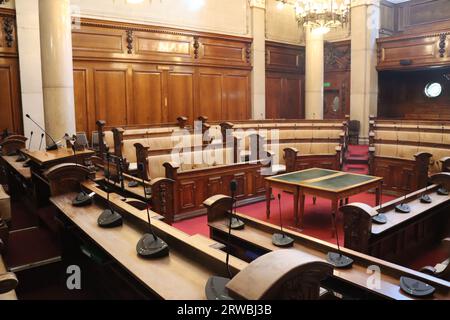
[70, 0, 251, 37]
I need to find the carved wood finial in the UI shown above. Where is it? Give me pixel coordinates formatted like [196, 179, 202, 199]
[126, 30, 133, 54]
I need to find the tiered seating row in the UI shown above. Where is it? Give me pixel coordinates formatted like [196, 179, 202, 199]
[369, 117, 450, 194]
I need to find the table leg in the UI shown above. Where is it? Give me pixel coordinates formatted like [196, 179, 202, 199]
[313, 196, 317, 205]
[266, 183, 272, 219]
[294, 188, 299, 226]
[298, 190, 305, 229]
[375, 183, 382, 207]
[331, 199, 339, 238]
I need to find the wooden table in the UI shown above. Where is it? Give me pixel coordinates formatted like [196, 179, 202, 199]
[265, 168, 383, 231]
[22, 148, 94, 168]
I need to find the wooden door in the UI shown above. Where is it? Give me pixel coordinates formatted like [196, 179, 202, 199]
[197, 68, 223, 121]
[266, 74, 282, 119]
[166, 66, 195, 123]
[280, 77, 302, 119]
[223, 72, 250, 121]
[0, 58, 22, 134]
[324, 89, 342, 119]
[132, 66, 164, 125]
[94, 68, 129, 127]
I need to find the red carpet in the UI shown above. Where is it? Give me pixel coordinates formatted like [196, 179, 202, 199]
[175, 189, 394, 247]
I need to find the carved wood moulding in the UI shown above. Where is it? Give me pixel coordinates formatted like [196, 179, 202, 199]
[324, 41, 351, 72]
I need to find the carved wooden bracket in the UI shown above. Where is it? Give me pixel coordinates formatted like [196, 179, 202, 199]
[246, 45, 251, 63]
[3, 17, 13, 48]
[193, 36, 200, 59]
[126, 30, 133, 54]
[439, 33, 446, 58]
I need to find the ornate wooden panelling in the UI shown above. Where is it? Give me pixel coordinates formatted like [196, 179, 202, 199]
[265, 41, 305, 120]
[165, 162, 266, 220]
[397, 0, 450, 34]
[72, 18, 252, 69]
[324, 40, 351, 120]
[0, 9, 21, 135]
[377, 30, 450, 70]
[266, 41, 305, 74]
[197, 67, 250, 122]
[72, 18, 252, 132]
[378, 67, 450, 119]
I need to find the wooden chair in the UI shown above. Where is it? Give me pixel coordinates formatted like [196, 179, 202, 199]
[348, 120, 360, 145]
[420, 238, 450, 281]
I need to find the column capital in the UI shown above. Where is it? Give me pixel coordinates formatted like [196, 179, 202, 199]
[249, 0, 266, 10]
[351, 0, 380, 8]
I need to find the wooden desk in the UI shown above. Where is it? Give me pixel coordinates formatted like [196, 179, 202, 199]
[265, 168, 383, 232]
[0, 155, 32, 180]
[342, 180, 450, 264]
[205, 196, 450, 300]
[50, 192, 248, 300]
[18, 148, 94, 208]
[0, 256, 17, 300]
[22, 148, 94, 168]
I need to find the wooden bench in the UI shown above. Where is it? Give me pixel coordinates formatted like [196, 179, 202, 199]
[341, 173, 450, 265]
[216, 119, 346, 174]
[369, 117, 450, 195]
[205, 194, 450, 300]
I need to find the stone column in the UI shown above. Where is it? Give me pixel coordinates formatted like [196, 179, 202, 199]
[15, 0, 46, 150]
[305, 27, 324, 119]
[350, 0, 380, 144]
[249, 0, 266, 120]
[39, 0, 76, 145]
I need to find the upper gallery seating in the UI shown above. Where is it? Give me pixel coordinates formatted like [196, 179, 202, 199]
[369, 116, 450, 194]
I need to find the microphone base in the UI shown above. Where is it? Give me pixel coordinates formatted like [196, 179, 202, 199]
[228, 217, 245, 230]
[205, 276, 233, 301]
[128, 181, 139, 188]
[326, 252, 354, 269]
[372, 214, 387, 225]
[97, 209, 123, 228]
[72, 192, 93, 207]
[23, 160, 31, 168]
[437, 188, 449, 196]
[46, 143, 58, 151]
[395, 203, 411, 214]
[136, 233, 169, 259]
[400, 276, 435, 298]
[420, 194, 432, 204]
[16, 153, 27, 163]
[272, 233, 294, 248]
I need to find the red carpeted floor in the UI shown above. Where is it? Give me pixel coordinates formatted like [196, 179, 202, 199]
[174, 145, 447, 271]
[175, 189, 393, 246]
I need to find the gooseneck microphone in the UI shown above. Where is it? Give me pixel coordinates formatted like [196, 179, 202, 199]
[16, 131, 33, 163]
[395, 191, 411, 214]
[38, 133, 45, 151]
[372, 182, 387, 224]
[97, 152, 123, 228]
[326, 212, 354, 269]
[228, 180, 245, 230]
[25, 114, 58, 151]
[136, 163, 169, 259]
[272, 193, 294, 247]
[71, 137, 95, 207]
[205, 181, 238, 301]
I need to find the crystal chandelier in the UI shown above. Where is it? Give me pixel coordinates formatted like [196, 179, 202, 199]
[276, 0, 351, 34]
